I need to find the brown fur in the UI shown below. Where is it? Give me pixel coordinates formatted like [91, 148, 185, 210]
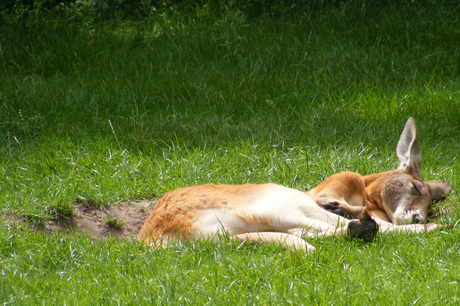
[306, 118, 451, 226]
[306, 172, 370, 219]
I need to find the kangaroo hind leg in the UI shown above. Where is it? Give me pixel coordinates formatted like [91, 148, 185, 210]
[233, 232, 315, 252]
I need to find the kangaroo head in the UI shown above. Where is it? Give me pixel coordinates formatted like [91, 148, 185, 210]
[366, 118, 451, 225]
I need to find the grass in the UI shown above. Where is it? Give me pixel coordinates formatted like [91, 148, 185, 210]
[1, 1, 460, 304]
[105, 215, 125, 230]
[2, 225, 460, 304]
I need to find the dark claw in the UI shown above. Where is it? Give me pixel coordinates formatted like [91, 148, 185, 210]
[320, 201, 353, 219]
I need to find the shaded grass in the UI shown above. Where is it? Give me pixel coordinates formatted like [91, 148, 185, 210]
[2, 4, 460, 150]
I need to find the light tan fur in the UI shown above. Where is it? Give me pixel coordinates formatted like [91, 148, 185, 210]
[306, 118, 451, 228]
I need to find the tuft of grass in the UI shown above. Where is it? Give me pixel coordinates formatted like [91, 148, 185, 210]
[44, 202, 74, 219]
[105, 216, 125, 230]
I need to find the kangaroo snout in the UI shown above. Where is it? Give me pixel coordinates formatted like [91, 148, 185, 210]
[394, 209, 426, 225]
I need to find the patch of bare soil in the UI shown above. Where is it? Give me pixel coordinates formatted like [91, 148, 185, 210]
[44, 200, 155, 241]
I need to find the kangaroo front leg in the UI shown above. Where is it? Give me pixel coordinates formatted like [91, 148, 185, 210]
[234, 232, 316, 252]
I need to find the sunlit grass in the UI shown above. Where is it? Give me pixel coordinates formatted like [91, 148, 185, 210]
[2, 224, 460, 304]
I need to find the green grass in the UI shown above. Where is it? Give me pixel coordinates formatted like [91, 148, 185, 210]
[1, 2, 460, 304]
[2, 225, 460, 304]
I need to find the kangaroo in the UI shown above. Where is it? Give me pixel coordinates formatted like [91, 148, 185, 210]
[306, 118, 451, 229]
[139, 183, 378, 251]
[139, 120, 447, 251]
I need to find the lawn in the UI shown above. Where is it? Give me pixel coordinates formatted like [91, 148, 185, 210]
[1, 1, 460, 304]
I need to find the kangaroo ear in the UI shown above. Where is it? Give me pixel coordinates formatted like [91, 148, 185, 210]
[396, 117, 421, 168]
[425, 180, 451, 202]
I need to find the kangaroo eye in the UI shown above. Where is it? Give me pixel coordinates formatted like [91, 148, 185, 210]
[411, 182, 420, 194]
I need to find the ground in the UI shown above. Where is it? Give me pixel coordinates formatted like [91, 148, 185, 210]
[6, 201, 156, 241]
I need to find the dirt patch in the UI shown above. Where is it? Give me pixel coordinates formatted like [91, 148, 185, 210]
[43, 200, 155, 241]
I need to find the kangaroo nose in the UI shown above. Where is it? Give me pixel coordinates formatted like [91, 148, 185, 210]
[413, 215, 423, 224]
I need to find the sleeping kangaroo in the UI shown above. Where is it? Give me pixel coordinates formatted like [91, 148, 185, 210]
[306, 117, 451, 229]
[139, 118, 448, 251]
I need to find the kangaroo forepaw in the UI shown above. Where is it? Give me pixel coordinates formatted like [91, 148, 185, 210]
[320, 201, 353, 219]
